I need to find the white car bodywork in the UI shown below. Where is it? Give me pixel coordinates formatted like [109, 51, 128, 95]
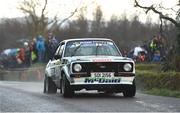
[44, 38, 136, 97]
[46, 56, 135, 84]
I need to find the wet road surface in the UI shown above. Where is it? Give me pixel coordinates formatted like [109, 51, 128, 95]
[0, 81, 180, 112]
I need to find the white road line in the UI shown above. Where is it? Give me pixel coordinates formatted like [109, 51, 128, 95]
[136, 100, 175, 112]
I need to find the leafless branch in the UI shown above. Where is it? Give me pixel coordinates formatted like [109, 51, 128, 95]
[58, 7, 78, 27]
[134, 0, 180, 27]
[50, 1, 86, 30]
[41, 0, 48, 18]
[159, 4, 177, 13]
[60, 0, 95, 27]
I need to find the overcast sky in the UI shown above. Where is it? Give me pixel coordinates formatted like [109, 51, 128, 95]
[0, 0, 178, 23]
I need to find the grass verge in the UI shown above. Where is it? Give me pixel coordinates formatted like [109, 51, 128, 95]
[145, 88, 180, 98]
[136, 63, 180, 98]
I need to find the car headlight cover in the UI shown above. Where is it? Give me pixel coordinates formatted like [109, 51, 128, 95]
[73, 64, 82, 72]
[123, 63, 132, 71]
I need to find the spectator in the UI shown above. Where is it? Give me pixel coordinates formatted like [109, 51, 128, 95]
[133, 46, 143, 61]
[24, 42, 31, 67]
[127, 49, 134, 59]
[16, 48, 25, 67]
[152, 50, 161, 62]
[157, 35, 166, 58]
[30, 38, 38, 62]
[138, 51, 146, 62]
[122, 50, 128, 57]
[149, 36, 158, 60]
[36, 35, 46, 62]
[46, 33, 59, 61]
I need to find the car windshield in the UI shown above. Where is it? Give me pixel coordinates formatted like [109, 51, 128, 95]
[64, 40, 121, 57]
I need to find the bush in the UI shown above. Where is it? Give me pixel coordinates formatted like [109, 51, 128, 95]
[136, 63, 161, 71]
[145, 88, 180, 98]
[136, 70, 180, 90]
[173, 55, 180, 71]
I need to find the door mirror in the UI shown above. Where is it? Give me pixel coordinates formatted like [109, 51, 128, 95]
[54, 55, 61, 60]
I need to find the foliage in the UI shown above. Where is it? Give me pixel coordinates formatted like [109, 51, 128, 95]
[161, 46, 180, 72]
[0, 2, 177, 52]
[134, 0, 180, 71]
[136, 63, 180, 97]
[145, 88, 180, 98]
[91, 5, 104, 37]
[177, 28, 180, 54]
[136, 63, 161, 71]
[136, 63, 180, 92]
[18, 0, 85, 37]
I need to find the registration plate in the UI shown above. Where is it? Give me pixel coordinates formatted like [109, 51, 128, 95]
[91, 72, 114, 78]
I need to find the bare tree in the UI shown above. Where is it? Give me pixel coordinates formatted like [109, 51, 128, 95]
[91, 5, 105, 37]
[18, 0, 48, 37]
[0, 18, 29, 51]
[134, 0, 180, 54]
[18, 0, 85, 38]
[134, 0, 180, 27]
[51, 1, 93, 36]
[75, 6, 88, 37]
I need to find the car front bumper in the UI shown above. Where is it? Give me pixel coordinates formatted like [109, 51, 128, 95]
[70, 76, 135, 85]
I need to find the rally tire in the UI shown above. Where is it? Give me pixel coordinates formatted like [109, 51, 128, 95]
[60, 78, 63, 94]
[123, 80, 136, 97]
[44, 75, 57, 94]
[61, 74, 74, 98]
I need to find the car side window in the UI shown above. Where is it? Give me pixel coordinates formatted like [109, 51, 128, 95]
[52, 42, 65, 60]
[58, 44, 65, 57]
[54, 46, 61, 56]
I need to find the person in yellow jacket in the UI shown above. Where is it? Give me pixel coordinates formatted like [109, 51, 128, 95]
[149, 37, 158, 61]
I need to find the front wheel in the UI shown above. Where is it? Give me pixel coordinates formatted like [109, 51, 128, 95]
[123, 80, 136, 97]
[43, 75, 57, 93]
[61, 74, 74, 97]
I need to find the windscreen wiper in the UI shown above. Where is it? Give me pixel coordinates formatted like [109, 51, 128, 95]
[71, 44, 81, 57]
[95, 45, 100, 56]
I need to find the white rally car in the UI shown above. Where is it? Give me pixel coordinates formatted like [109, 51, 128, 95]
[44, 38, 136, 97]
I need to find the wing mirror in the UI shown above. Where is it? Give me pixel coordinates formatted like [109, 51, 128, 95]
[54, 55, 61, 60]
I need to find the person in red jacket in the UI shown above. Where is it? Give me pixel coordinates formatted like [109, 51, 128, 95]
[16, 48, 25, 66]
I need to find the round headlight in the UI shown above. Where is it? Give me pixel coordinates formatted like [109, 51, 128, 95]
[123, 63, 132, 72]
[73, 64, 82, 72]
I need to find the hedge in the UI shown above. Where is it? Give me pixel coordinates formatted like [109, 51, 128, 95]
[136, 70, 180, 90]
[135, 63, 161, 71]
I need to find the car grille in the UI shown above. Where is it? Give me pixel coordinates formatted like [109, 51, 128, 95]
[72, 62, 133, 75]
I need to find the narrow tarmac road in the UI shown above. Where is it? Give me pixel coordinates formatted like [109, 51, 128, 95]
[0, 81, 179, 112]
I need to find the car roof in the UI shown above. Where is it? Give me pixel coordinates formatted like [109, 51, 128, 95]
[62, 38, 113, 43]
